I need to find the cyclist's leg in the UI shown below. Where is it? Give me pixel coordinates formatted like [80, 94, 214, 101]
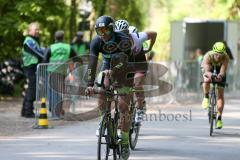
[217, 88, 224, 116]
[98, 70, 111, 113]
[134, 72, 146, 109]
[202, 74, 211, 95]
[216, 87, 224, 129]
[119, 95, 131, 133]
[96, 93, 106, 136]
[134, 72, 147, 123]
[216, 74, 226, 128]
[202, 73, 211, 109]
[119, 94, 131, 159]
[98, 94, 106, 112]
[96, 72, 110, 136]
[216, 73, 226, 129]
[217, 75, 226, 116]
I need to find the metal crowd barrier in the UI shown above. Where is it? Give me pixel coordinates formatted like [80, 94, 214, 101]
[35, 60, 102, 119]
[35, 63, 63, 118]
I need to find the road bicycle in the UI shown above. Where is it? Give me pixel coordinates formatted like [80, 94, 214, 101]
[202, 69, 227, 136]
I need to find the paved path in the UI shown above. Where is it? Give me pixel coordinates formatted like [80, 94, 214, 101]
[1, 98, 240, 160]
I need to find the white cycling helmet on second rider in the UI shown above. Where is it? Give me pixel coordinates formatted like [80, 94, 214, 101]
[115, 19, 129, 33]
[115, 19, 138, 34]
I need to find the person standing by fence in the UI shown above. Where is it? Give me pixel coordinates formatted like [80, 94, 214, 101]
[45, 30, 77, 117]
[21, 22, 45, 118]
[71, 31, 90, 56]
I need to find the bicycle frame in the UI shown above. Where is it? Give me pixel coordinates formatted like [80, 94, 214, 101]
[96, 71, 140, 159]
[96, 79, 123, 160]
[204, 74, 228, 136]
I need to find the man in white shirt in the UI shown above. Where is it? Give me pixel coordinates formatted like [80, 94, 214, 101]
[115, 20, 157, 123]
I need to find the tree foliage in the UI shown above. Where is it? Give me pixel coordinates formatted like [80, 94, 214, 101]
[153, 0, 240, 60]
[0, 0, 69, 62]
[228, 0, 240, 19]
[91, 0, 148, 30]
[0, 0, 148, 62]
[0, 0, 239, 62]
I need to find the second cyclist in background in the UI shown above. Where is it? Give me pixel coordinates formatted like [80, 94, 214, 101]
[201, 42, 229, 129]
[115, 19, 157, 123]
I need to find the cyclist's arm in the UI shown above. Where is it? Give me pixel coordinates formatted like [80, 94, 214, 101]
[133, 31, 157, 54]
[219, 54, 229, 77]
[87, 38, 100, 87]
[202, 55, 212, 78]
[145, 31, 157, 52]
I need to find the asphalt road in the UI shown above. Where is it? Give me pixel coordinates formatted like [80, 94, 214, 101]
[1, 97, 240, 160]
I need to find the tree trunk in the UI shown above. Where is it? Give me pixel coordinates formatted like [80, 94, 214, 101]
[70, 0, 77, 42]
[98, 0, 107, 16]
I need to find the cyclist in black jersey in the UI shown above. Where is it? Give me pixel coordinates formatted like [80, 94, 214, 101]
[85, 15, 133, 160]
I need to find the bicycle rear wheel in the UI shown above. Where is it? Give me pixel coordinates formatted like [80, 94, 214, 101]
[129, 106, 140, 150]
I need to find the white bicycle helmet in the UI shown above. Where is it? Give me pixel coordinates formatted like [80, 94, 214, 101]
[115, 20, 129, 32]
[128, 26, 138, 33]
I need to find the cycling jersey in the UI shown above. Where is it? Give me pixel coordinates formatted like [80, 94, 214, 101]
[130, 32, 148, 55]
[130, 32, 148, 71]
[87, 32, 132, 86]
[207, 51, 227, 67]
[201, 51, 228, 88]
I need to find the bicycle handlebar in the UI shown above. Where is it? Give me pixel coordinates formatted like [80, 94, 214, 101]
[211, 73, 217, 80]
[85, 88, 129, 97]
[86, 86, 143, 97]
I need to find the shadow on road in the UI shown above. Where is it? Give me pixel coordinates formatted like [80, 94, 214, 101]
[213, 131, 240, 138]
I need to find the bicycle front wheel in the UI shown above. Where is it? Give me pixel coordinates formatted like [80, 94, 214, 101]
[97, 114, 110, 160]
[209, 105, 214, 136]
